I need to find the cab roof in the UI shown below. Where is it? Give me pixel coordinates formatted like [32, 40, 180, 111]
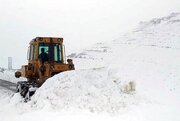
[30, 37, 63, 44]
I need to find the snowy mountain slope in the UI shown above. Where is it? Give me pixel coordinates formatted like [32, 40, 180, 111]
[116, 12, 180, 49]
[0, 12, 180, 121]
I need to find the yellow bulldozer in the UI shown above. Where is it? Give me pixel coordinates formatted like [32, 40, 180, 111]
[15, 37, 75, 99]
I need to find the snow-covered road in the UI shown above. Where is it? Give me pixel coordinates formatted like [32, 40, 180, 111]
[0, 79, 16, 92]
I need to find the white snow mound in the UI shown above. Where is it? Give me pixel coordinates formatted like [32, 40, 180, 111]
[31, 68, 137, 113]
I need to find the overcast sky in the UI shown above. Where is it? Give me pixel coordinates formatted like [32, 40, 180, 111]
[0, 0, 180, 68]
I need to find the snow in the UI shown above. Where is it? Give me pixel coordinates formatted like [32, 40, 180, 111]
[0, 69, 26, 83]
[0, 12, 180, 121]
[30, 69, 138, 114]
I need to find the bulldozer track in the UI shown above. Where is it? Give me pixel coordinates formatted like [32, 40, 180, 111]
[0, 79, 16, 92]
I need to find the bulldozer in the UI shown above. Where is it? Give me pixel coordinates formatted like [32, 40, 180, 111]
[15, 37, 75, 100]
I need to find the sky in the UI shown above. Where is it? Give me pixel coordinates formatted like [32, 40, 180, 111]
[0, 0, 180, 68]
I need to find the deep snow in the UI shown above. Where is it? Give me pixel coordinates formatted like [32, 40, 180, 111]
[0, 12, 180, 121]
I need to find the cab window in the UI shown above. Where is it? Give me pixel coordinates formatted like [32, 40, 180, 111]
[38, 43, 63, 63]
[54, 44, 62, 63]
[28, 44, 36, 61]
[38, 45, 49, 55]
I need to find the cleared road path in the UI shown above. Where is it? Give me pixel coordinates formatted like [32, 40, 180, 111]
[0, 79, 16, 92]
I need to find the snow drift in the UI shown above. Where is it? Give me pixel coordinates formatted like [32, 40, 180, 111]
[31, 68, 137, 113]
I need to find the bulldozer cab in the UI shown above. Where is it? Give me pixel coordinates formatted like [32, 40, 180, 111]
[27, 38, 65, 64]
[15, 37, 74, 81]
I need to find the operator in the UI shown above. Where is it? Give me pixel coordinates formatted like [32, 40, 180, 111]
[38, 48, 49, 64]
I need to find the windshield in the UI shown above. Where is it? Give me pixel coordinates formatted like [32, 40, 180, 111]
[38, 43, 63, 63]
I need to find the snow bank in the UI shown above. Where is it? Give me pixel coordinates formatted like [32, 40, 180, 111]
[31, 68, 137, 113]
